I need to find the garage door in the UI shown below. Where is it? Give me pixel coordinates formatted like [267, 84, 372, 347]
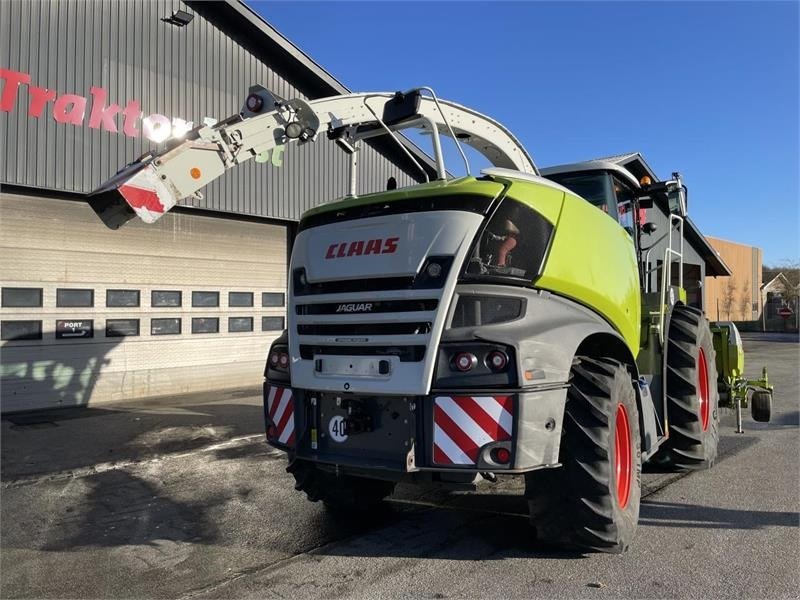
[0, 192, 287, 413]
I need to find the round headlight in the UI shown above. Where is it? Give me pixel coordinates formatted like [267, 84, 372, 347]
[426, 262, 443, 278]
[246, 93, 264, 112]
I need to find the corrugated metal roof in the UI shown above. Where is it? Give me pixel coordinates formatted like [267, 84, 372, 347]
[0, 0, 436, 222]
[591, 152, 641, 164]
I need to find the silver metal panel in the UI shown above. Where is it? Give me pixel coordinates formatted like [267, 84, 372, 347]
[0, 0, 417, 221]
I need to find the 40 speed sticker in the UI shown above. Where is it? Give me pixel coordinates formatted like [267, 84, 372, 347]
[328, 415, 349, 442]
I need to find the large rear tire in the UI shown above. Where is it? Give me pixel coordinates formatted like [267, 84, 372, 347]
[287, 458, 395, 514]
[658, 305, 720, 469]
[525, 357, 641, 553]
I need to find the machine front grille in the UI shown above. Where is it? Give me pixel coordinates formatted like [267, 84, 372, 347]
[293, 274, 414, 296]
[297, 322, 432, 336]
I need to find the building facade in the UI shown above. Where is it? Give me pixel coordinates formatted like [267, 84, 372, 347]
[704, 237, 763, 322]
[0, 0, 432, 412]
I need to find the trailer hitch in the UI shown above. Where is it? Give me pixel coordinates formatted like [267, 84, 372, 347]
[339, 398, 373, 435]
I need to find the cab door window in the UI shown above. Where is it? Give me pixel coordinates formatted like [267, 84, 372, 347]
[613, 177, 636, 236]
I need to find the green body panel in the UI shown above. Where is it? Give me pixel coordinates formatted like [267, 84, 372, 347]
[299, 177, 505, 221]
[710, 325, 744, 382]
[489, 177, 565, 224]
[710, 322, 771, 408]
[299, 175, 640, 356]
[535, 192, 642, 356]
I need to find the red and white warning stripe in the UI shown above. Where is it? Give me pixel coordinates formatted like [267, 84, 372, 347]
[117, 164, 178, 223]
[433, 395, 513, 465]
[265, 385, 295, 447]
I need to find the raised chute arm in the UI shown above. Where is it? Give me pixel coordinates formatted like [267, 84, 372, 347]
[89, 87, 537, 229]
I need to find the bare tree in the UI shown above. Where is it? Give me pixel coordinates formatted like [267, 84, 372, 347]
[738, 279, 752, 321]
[722, 277, 736, 320]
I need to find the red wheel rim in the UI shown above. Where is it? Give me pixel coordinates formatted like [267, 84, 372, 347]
[614, 404, 632, 509]
[697, 347, 710, 431]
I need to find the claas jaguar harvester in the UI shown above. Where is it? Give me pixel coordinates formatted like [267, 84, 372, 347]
[92, 86, 765, 553]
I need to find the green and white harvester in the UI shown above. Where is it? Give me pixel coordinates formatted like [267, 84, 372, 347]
[92, 86, 772, 552]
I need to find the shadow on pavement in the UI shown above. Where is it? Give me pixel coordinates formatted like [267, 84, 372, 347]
[42, 469, 225, 551]
[639, 500, 800, 530]
[315, 505, 588, 561]
[1, 393, 266, 480]
[643, 435, 759, 473]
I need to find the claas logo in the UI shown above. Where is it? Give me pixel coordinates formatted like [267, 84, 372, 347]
[325, 237, 399, 259]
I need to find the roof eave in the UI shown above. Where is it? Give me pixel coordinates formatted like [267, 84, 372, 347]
[183, 0, 439, 180]
[685, 216, 732, 277]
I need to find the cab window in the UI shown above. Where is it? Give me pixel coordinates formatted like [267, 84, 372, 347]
[545, 171, 617, 216]
[613, 177, 636, 236]
[464, 198, 553, 282]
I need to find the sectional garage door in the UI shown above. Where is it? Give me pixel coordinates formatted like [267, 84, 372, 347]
[0, 192, 287, 412]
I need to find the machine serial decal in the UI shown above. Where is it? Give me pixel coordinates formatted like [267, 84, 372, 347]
[335, 303, 373, 313]
[325, 237, 399, 259]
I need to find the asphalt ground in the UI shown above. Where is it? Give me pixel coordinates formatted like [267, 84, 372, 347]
[1, 334, 798, 599]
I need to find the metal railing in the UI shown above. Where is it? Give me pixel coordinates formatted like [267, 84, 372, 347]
[657, 214, 684, 344]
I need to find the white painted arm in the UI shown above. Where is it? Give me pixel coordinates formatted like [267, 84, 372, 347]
[90, 88, 537, 228]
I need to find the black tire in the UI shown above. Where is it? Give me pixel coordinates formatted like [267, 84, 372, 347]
[751, 391, 772, 423]
[657, 305, 720, 470]
[525, 357, 641, 553]
[287, 458, 395, 514]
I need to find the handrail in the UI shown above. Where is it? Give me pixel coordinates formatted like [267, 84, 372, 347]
[658, 214, 684, 344]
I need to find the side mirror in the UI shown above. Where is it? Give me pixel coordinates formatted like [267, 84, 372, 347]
[667, 186, 688, 217]
[667, 172, 688, 217]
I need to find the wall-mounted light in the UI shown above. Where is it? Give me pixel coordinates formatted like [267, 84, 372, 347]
[162, 10, 194, 27]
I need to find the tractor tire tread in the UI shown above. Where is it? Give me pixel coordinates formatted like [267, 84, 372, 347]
[288, 459, 395, 513]
[658, 305, 720, 470]
[526, 356, 641, 554]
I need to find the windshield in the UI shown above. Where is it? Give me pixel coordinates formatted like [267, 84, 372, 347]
[545, 171, 617, 216]
[463, 198, 554, 283]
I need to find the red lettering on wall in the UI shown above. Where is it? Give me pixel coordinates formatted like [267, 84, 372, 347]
[121, 100, 141, 136]
[0, 68, 217, 146]
[52, 94, 87, 125]
[88, 87, 120, 132]
[27, 86, 57, 117]
[0, 68, 31, 112]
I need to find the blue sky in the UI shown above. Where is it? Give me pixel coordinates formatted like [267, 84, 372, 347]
[252, 1, 799, 265]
